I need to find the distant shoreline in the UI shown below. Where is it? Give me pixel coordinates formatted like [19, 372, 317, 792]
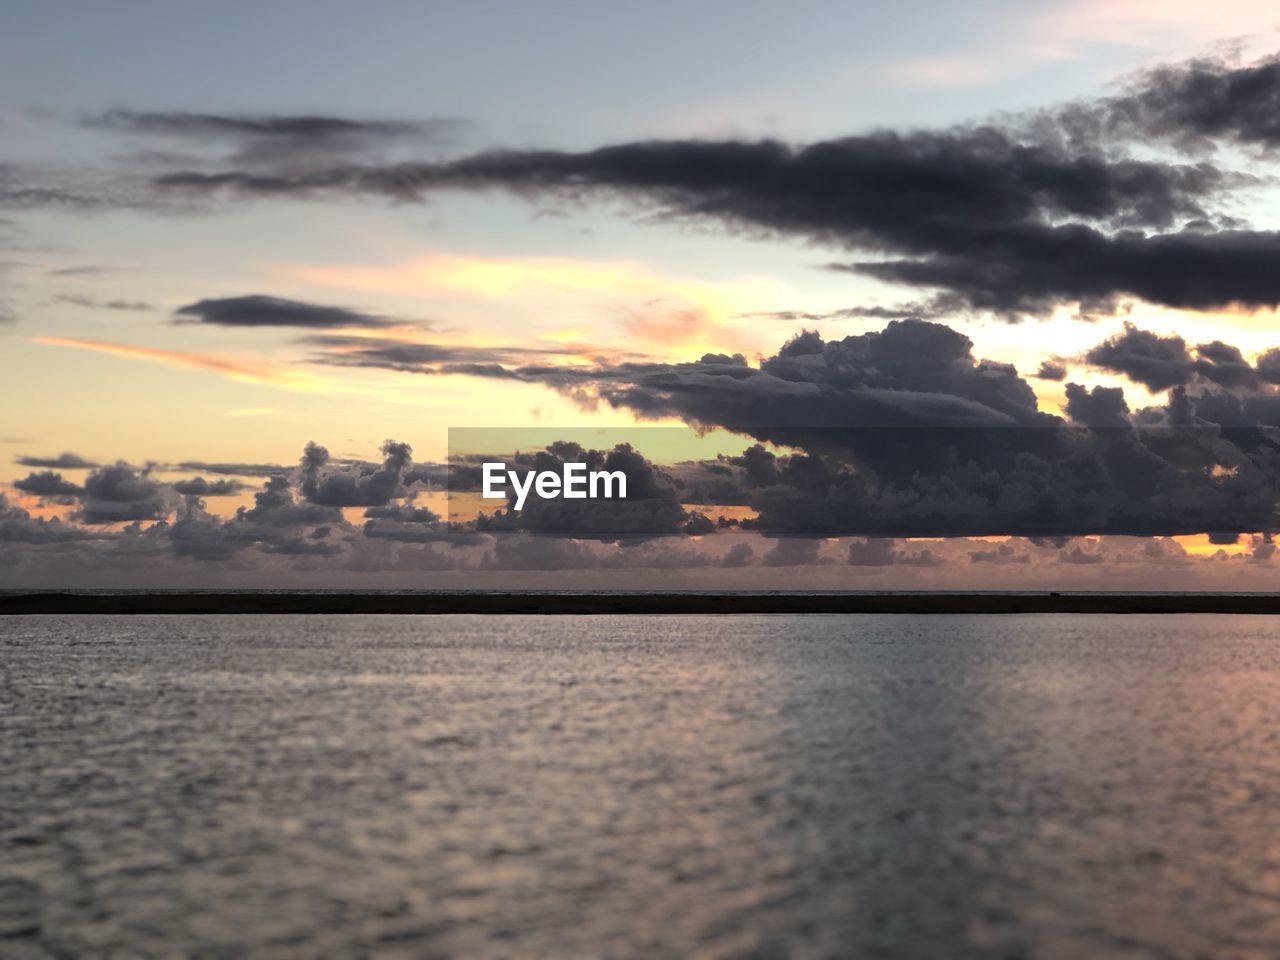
[5, 592, 1280, 615]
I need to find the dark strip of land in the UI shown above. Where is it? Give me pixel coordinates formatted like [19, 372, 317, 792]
[3, 592, 1280, 615]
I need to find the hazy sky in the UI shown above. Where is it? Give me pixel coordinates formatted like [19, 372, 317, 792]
[4, 0, 1280, 587]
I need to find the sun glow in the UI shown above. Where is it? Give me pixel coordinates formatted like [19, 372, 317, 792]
[288, 251, 792, 357]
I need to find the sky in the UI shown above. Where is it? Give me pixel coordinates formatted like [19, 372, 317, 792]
[4, 0, 1280, 588]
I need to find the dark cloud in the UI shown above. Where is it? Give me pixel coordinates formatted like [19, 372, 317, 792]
[10, 413, 1280, 576]
[847, 538, 898, 566]
[1034, 360, 1068, 381]
[1063, 382, 1130, 428]
[5, 56, 1277, 320]
[166, 469, 344, 561]
[174, 295, 395, 329]
[1193, 339, 1259, 391]
[1085, 323, 1192, 392]
[494, 320, 1054, 439]
[441, 320, 1280, 539]
[402, 463, 450, 490]
[682, 511, 715, 535]
[13, 471, 83, 497]
[1059, 545, 1105, 564]
[846, 538, 944, 567]
[762, 538, 825, 567]
[900, 547, 944, 567]
[143, 446, 457, 564]
[146, 123, 1257, 318]
[171, 476, 244, 497]
[474, 442, 690, 540]
[848, 226, 1280, 318]
[304, 335, 562, 374]
[153, 129, 1218, 226]
[166, 500, 249, 562]
[968, 542, 1031, 564]
[1086, 323, 1263, 392]
[300, 439, 413, 508]
[1057, 55, 1280, 152]
[363, 503, 441, 522]
[664, 459, 754, 507]
[360, 501, 479, 545]
[480, 534, 595, 571]
[16, 452, 98, 469]
[238, 473, 341, 528]
[0, 493, 100, 544]
[77, 463, 170, 524]
[1256, 349, 1280, 386]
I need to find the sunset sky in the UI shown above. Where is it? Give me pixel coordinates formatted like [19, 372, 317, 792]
[5, 0, 1280, 587]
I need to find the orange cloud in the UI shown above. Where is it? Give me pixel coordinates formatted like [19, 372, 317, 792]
[620, 302, 709, 346]
[27, 336, 323, 390]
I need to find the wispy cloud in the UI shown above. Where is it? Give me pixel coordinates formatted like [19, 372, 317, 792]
[54, 294, 153, 312]
[81, 110, 468, 167]
[47, 265, 123, 277]
[27, 336, 324, 390]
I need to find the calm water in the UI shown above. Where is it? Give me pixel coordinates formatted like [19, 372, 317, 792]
[4, 615, 1280, 959]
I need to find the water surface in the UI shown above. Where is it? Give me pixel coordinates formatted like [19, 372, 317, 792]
[4, 614, 1280, 958]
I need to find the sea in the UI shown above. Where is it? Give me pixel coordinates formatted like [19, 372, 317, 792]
[4, 613, 1280, 959]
